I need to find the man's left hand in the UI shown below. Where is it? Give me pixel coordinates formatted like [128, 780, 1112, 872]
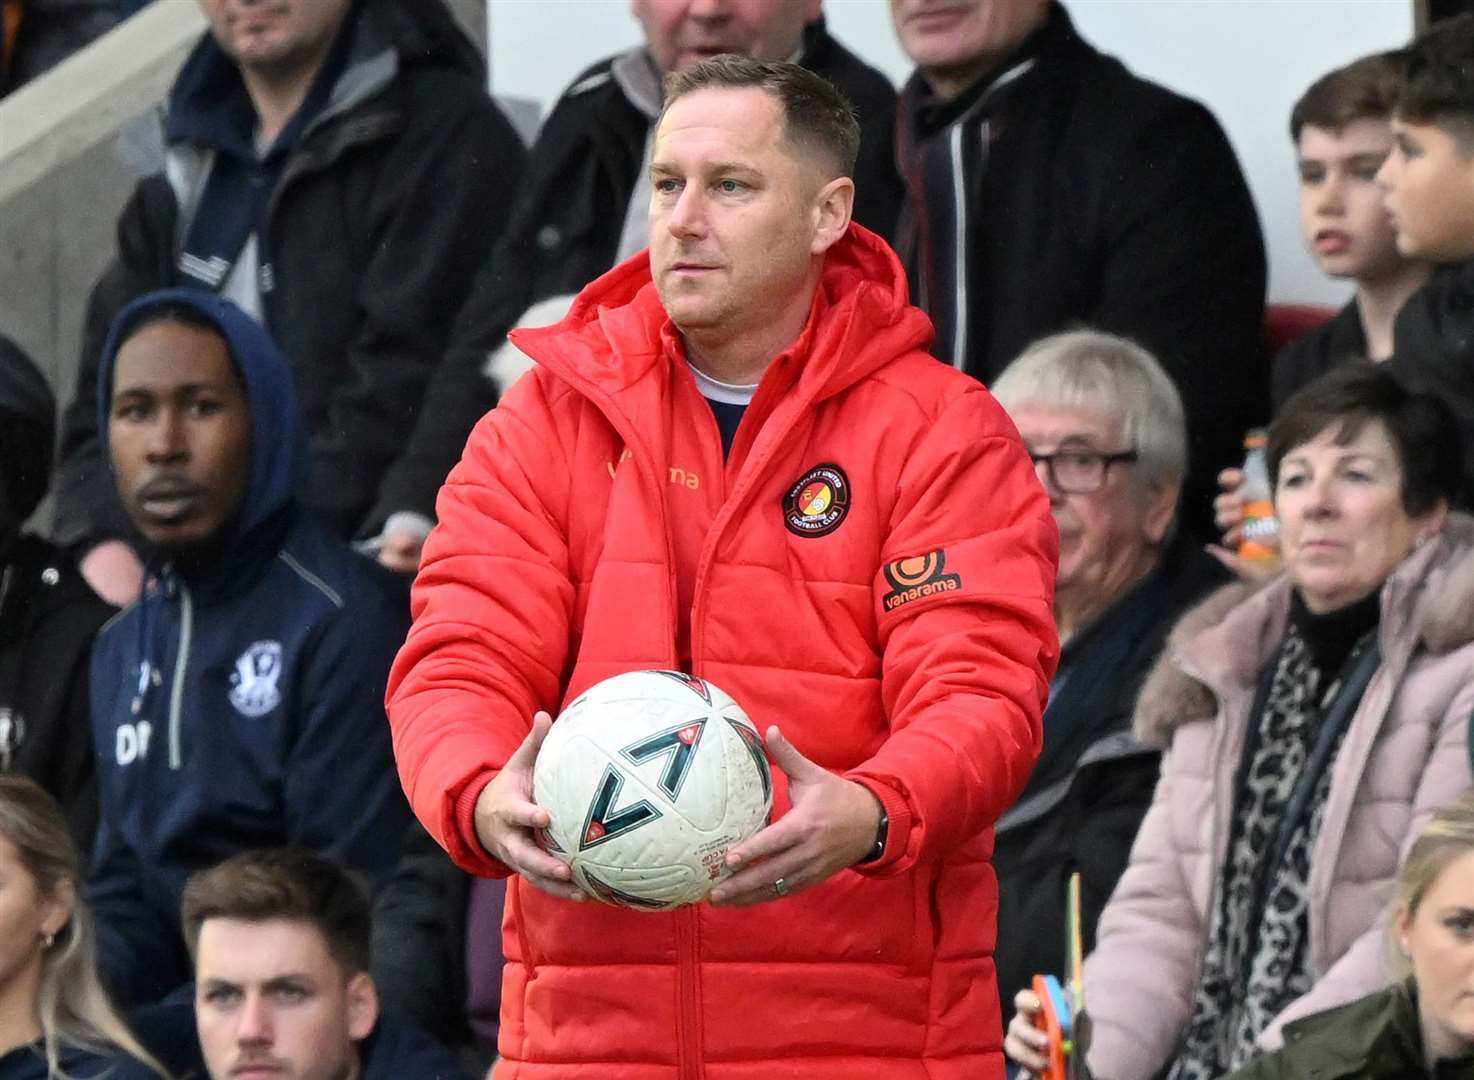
[708, 726, 882, 907]
[377, 524, 427, 574]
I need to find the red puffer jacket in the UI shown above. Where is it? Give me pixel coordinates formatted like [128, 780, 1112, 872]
[387, 224, 1059, 1079]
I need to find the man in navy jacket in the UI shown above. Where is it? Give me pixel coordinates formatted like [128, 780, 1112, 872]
[131, 848, 469, 1080]
[86, 289, 411, 1007]
[55, 0, 525, 605]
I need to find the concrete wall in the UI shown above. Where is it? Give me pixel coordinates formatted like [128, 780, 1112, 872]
[0, 3, 205, 405]
[0, 0, 488, 407]
[0, 0, 486, 533]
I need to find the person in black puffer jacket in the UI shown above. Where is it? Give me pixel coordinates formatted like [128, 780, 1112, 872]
[0, 335, 112, 856]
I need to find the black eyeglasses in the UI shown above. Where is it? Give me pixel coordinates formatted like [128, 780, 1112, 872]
[1029, 449, 1139, 494]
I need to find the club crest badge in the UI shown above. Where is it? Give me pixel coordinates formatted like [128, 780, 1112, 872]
[782, 463, 851, 537]
[229, 640, 284, 718]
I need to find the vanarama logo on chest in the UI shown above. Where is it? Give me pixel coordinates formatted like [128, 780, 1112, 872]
[882, 550, 962, 611]
[606, 448, 701, 490]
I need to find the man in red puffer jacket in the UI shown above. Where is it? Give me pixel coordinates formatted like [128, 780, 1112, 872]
[387, 55, 1059, 1080]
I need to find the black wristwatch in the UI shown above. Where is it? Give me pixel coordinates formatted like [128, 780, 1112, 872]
[856, 807, 889, 864]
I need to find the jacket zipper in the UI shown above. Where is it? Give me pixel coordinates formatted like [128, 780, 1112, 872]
[949, 120, 972, 372]
[548, 368, 697, 1073]
[939, 58, 1033, 373]
[677, 907, 701, 1080]
[169, 580, 194, 770]
[679, 379, 817, 1080]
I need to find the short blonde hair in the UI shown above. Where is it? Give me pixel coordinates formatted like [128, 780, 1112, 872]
[1385, 793, 1474, 978]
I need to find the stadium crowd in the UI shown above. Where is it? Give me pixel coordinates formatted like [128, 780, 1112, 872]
[3, 0, 1474, 1077]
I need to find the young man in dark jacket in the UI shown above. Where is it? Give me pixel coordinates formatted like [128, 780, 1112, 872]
[366, 0, 905, 572]
[86, 289, 411, 1008]
[134, 847, 469, 1080]
[55, 0, 526, 606]
[888, 0, 1268, 535]
[1379, 13, 1474, 500]
[0, 335, 113, 854]
[1269, 53, 1429, 412]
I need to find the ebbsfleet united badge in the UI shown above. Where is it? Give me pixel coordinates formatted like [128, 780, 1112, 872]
[783, 463, 850, 537]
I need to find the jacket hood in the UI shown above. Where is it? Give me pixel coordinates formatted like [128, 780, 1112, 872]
[1134, 513, 1474, 748]
[96, 288, 304, 556]
[167, 0, 482, 151]
[509, 222, 934, 404]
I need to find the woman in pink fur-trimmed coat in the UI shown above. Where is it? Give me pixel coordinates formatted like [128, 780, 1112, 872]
[1005, 366, 1474, 1080]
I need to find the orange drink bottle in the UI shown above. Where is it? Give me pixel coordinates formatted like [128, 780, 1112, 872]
[1238, 429, 1279, 562]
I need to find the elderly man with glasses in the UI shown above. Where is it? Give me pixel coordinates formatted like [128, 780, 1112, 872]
[986, 329, 1228, 1035]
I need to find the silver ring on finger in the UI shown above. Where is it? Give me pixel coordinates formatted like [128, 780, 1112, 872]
[772, 876, 791, 898]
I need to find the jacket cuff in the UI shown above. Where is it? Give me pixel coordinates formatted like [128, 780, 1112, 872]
[451, 773, 512, 879]
[847, 777, 912, 875]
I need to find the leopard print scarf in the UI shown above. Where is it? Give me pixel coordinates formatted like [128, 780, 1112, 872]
[1169, 620, 1373, 1080]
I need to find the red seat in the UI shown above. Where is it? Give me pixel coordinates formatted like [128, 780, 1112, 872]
[1263, 302, 1338, 357]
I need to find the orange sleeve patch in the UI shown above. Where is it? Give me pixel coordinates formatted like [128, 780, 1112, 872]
[881, 549, 963, 612]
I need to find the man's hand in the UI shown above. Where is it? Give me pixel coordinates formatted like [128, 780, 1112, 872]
[1213, 466, 1249, 548]
[1207, 466, 1282, 582]
[708, 725, 881, 907]
[377, 525, 426, 574]
[473, 711, 584, 902]
[79, 540, 145, 607]
[1003, 988, 1050, 1075]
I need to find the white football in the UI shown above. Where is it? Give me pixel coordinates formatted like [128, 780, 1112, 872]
[532, 670, 773, 910]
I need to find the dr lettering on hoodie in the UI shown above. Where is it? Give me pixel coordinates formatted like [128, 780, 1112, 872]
[85, 290, 411, 1008]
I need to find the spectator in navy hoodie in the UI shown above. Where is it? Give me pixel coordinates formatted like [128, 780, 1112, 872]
[86, 290, 411, 1008]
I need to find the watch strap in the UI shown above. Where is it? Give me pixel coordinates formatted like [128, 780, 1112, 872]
[856, 806, 889, 864]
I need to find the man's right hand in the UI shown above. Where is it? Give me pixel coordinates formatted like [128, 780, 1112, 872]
[79, 540, 145, 607]
[377, 525, 426, 575]
[1207, 465, 1281, 583]
[473, 711, 584, 901]
[1213, 466, 1246, 548]
[1003, 987, 1050, 1075]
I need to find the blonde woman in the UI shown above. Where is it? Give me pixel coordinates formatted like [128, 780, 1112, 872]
[0, 776, 165, 1079]
[1222, 793, 1474, 1078]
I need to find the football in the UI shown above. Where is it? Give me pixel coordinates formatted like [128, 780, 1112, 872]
[532, 670, 773, 910]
